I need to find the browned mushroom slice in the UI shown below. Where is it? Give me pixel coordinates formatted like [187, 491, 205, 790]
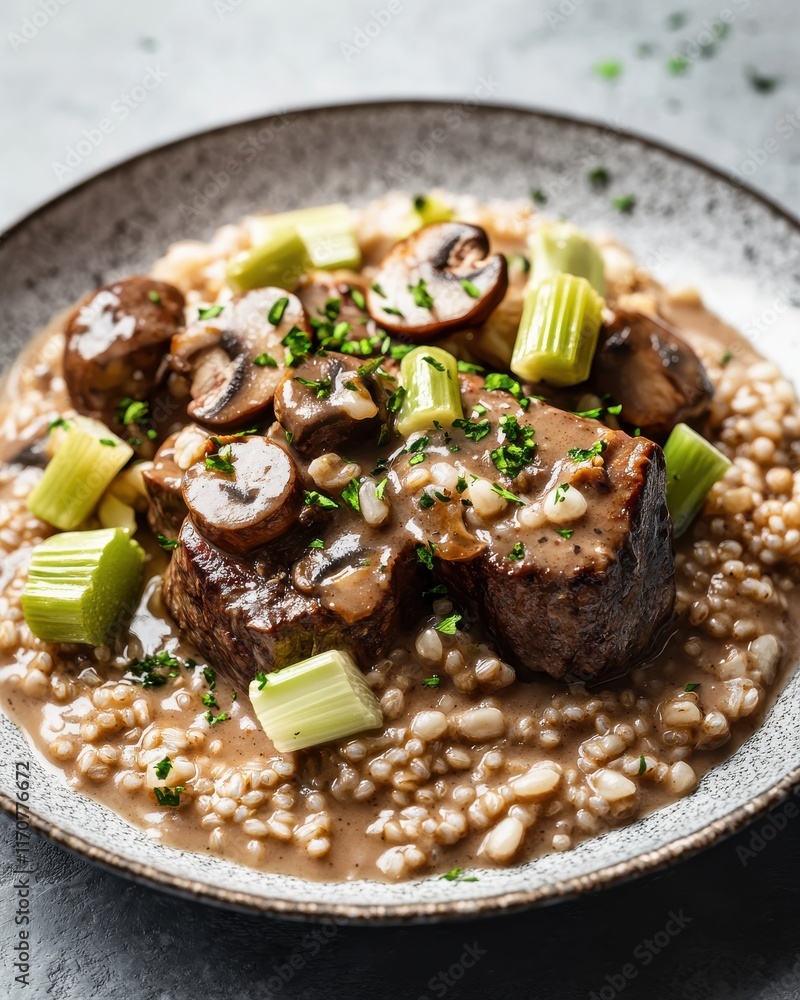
[366, 222, 508, 341]
[182, 435, 302, 554]
[591, 309, 714, 441]
[273, 352, 384, 455]
[63, 276, 185, 424]
[170, 288, 310, 431]
[142, 432, 187, 541]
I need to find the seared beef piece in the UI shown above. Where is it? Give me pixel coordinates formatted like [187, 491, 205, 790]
[163, 519, 419, 689]
[63, 276, 185, 427]
[170, 288, 310, 432]
[591, 309, 713, 441]
[297, 274, 382, 349]
[142, 433, 187, 540]
[273, 352, 387, 456]
[432, 376, 675, 683]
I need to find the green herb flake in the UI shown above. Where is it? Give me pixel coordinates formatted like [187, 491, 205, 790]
[457, 360, 485, 374]
[198, 304, 224, 321]
[666, 54, 690, 75]
[349, 287, 366, 310]
[255, 671, 269, 691]
[254, 353, 278, 368]
[157, 533, 181, 551]
[202, 666, 216, 690]
[387, 386, 407, 413]
[205, 710, 229, 726]
[746, 67, 779, 94]
[456, 476, 468, 494]
[154, 786, 184, 807]
[422, 355, 446, 372]
[638, 753, 647, 775]
[127, 651, 184, 688]
[421, 675, 441, 689]
[568, 439, 607, 463]
[530, 188, 548, 206]
[460, 278, 481, 298]
[556, 527, 574, 539]
[357, 355, 385, 378]
[303, 490, 339, 511]
[205, 444, 235, 475]
[154, 757, 173, 780]
[99, 438, 117, 448]
[268, 296, 290, 326]
[612, 193, 637, 213]
[48, 416, 73, 433]
[415, 542, 435, 570]
[410, 278, 435, 310]
[439, 866, 479, 883]
[295, 375, 332, 399]
[202, 692, 218, 709]
[116, 398, 150, 427]
[309, 538, 325, 550]
[588, 166, 611, 188]
[281, 326, 313, 367]
[720, 350, 734, 367]
[685, 682, 701, 692]
[452, 417, 491, 442]
[594, 59, 623, 80]
[436, 613, 462, 635]
[341, 478, 362, 513]
[374, 478, 388, 501]
[418, 492, 436, 509]
[382, 306, 405, 318]
[371, 282, 387, 298]
[508, 542, 525, 562]
[323, 297, 341, 322]
[491, 483, 525, 504]
[148, 290, 161, 304]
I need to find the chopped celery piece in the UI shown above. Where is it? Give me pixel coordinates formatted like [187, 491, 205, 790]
[22, 527, 145, 646]
[98, 493, 137, 535]
[395, 346, 464, 437]
[529, 222, 605, 296]
[226, 225, 308, 293]
[28, 417, 133, 531]
[663, 423, 732, 537]
[248, 649, 383, 752]
[511, 274, 603, 387]
[231, 203, 361, 293]
[397, 193, 455, 239]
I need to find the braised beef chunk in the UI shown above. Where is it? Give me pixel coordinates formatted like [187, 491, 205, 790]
[591, 309, 713, 441]
[63, 276, 185, 426]
[170, 288, 310, 432]
[163, 519, 418, 689]
[142, 433, 187, 540]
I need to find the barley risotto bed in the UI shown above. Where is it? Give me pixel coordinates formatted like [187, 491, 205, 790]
[0, 189, 798, 885]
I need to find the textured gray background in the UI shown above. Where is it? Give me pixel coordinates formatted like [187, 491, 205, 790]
[2, 0, 800, 997]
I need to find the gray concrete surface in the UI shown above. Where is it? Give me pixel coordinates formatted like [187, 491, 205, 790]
[2, 1, 800, 998]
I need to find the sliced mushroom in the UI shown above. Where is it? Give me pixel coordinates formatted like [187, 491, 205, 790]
[182, 435, 302, 554]
[273, 352, 384, 455]
[63, 276, 185, 424]
[591, 309, 714, 440]
[366, 222, 508, 340]
[170, 288, 310, 431]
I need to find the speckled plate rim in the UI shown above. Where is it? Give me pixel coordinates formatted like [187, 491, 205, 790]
[1, 99, 799, 924]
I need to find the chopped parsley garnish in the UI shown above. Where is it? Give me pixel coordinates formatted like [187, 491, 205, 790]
[410, 278, 435, 310]
[99, 438, 117, 447]
[304, 490, 339, 510]
[452, 417, 491, 442]
[491, 483, 524, 504]
[268, 296, 290, 325]
[422, 582, 448, 599]
[436, 613, 462, 635]
[530, 188, 548, 206]
[349, 287, 366, 310]
[594, 59, 623, 80]
[295, 376, 332, 399]
[202, 666, 216, 690]
[48, 416, 72, 432]
[508, 542, 525, 561]
[309, 538, 325, 550]
[746, 67, 779, 93]
[720, 350, 734, 366]
[205, 444, 235, 475]
[323, 297, 341, 321]
[154, 757, 173, 780]
[685, 682, 701, 692]
[202, 692, 218, 709]
[612, 193, 637, 213]
[116, 398, 150, 427]
[387, 386, 407, 413]
[638, 753, 647, 775]
[371, 282, 387, 298]
[254, 352, 278, 367]
[255, 672, 269, 690]
[341, 478, 361, 512]
[555, 527, 574, 539]
[491, 415, 536, 477]
[422, 355, 446, 372]
[554, 483, 571, 504]
[374, 478, 388, 501]
[484, 372, 529, 407]
[382, 306, 405, 318]
[408, 453, 426, 466]
[157, 533, 180, 551]
[588, 166, 611, 188]
[457, 360, 485, 374]
[418, 492, 436, 509]
[460, 278, 481, 298]
[568, 439, 607, 462]
[506, 252, 531, 273]
[148, 290, 161, 304]
[439, 866, 479, 883]
[666, 54, 690, 75]
[127, 651, 183, 688]
[415, 542, 435, 570]
[574, 402, 622, 420]
[154, 786, 183, 807]
[456, 476, 468, 494]
[433, 490, 451, 504]
[198, 304, 224, 320]
[421, 675, 441, 689]
[357, 356, 385, 378]
[409, 435, 430, 454]
[205, 710, 229, 726]
[281, 326, 313, 367]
